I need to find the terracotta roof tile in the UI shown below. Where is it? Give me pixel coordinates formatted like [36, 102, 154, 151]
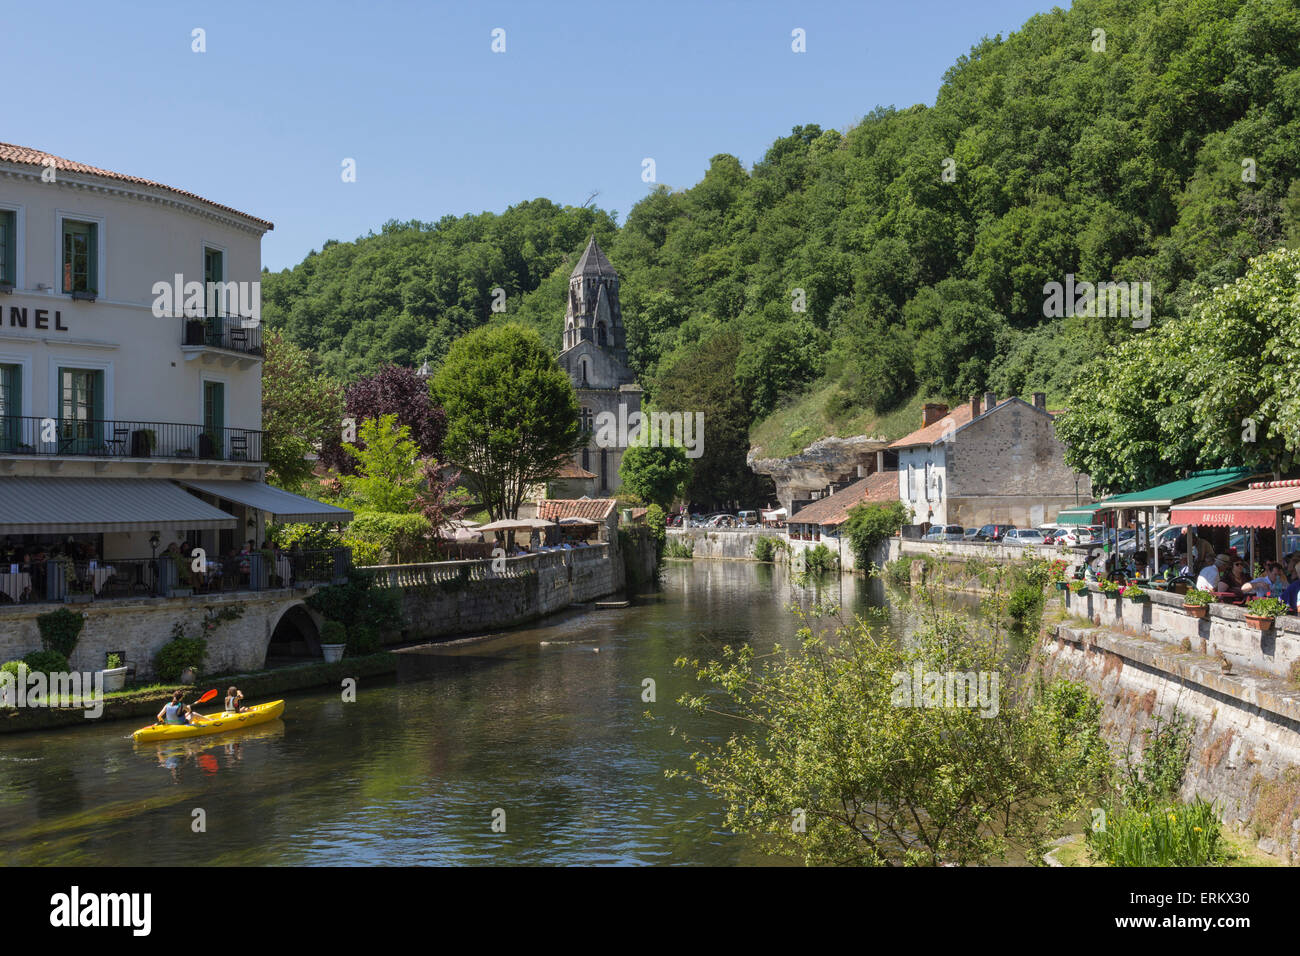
[0, 142, 273, 231]
[538, 498, 617, 521]
[554, 461, 597, 479]
[790, 472, 898, 527]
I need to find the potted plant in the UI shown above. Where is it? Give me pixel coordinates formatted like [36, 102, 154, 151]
[1244, 597, 1287, 631]
[1124, 585, 1149, 603]
[1097, 578, 1121, 599]
[320, 620, 347, 663]
[101, 652, 127, 692]
[1068, 580, 1088, 594]
[1183, 588, 1215, 619]
[1049, 559, 1069, 590]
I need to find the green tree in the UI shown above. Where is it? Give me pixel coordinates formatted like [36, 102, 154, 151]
[340, 414, 422, 513]
[619, 420, 692, 510]
[433, 323, 582, 519]
[261, 331, 343, 490]
[673, 608, 1110, 866]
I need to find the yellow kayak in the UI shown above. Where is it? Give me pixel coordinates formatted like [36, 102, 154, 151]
[132, 700, 285, 742]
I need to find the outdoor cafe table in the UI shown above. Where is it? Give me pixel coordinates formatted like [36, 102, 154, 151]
[0, 571, 31, 602]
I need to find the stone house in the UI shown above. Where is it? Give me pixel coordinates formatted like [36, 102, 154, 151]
[888, 392, 1092, 530]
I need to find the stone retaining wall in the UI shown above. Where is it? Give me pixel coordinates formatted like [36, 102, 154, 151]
[1045, 624, 1300, 860]
[0, 590, 316, 678]
[372, 544, 624, 640]
[1061, 584, 1300, 679]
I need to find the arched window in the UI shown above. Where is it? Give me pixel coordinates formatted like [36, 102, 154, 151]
[580, 359, 588, 385]
[582, 447, 590, 471]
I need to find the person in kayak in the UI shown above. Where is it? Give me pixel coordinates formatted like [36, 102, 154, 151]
[156, 690, 192, 726]
[224, 686, 247, 713]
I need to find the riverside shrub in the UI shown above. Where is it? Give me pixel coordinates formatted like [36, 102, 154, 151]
[153, 630, 207, 683]
[21, 650, 69, 675]
[36, 607, 84, 659]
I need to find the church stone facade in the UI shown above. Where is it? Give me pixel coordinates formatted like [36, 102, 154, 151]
[557, 237, 642, 495]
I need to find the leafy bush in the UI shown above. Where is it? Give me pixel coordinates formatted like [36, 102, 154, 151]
[645, 504, 666, 546]
[307, 569, 405, 637]
[22, 649, 71, 675]
[1068, 580, 1088, 593]
[320, 620, 347, 644]
[1182, 588, 1215, 606]
[1086, 798, 1230, 866]
[1122, 711, 1193, 808]
[842, 501, 910, 567]
[347, 622, 381, 655]
[1007, 583, 1044, 627]
[883, 558, 911, 588]
[1, 659, 29, 680]
[153, 629, 208, 683]
[803, 543, 838, 574]
[664, 538, 695, 559]
[36, 607, 84, 658]
[753, 535, 787, 562]
[345, 511, 433, 564]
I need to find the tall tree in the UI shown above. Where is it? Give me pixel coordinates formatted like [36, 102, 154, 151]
[433, 323, 582, 519]
[321, 364, 446, 474]
[261, 331, 343, 490]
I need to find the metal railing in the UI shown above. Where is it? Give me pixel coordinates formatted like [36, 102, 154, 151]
[0, 549, 349, 605]
[0, 416, 262, 461]
[180, 314, 263, 355]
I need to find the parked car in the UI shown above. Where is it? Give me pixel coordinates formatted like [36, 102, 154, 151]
[974, 524, 1014, 542]
[705, 513, 737, 528]
[1004, 528, 1046, 546]
[922, 524, 965, 542]
[962, 528, 980, 541]
[737, 510, 759, 527]
[1057, 525, 1101, 546]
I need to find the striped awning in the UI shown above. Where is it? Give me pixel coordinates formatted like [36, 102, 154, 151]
[177, 480, 352, 523]
[0, 478, 239, 534]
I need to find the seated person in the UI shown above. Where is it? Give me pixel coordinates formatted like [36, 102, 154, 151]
[156, 690, 192, 726]
[1196, 555, 1228, 593]
[1284, 577, 1300, 613]
[1245, 562, 1287, 598]
[224, 686, 247, 713]
[1218, 558, 1249, 603]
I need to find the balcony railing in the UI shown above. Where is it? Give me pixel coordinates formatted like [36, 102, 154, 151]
[0, 416, 262, 461]
[180, 314, 263, 355]
[0, 549, 350, 605]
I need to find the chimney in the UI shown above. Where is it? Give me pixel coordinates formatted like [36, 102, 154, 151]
[1032, 392, 1046, 410]
[983, 391, 997, 415]
[922, 402, 949, 427]
[969, 395, 981, 419]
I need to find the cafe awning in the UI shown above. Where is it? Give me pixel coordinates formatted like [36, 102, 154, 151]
[176, 480, 352, 523]
[1170, 480, 1300, 529]
[0, 477, 238, 534]
[1092, 468, 1258, 510]
[1056, 504, 1106, 525]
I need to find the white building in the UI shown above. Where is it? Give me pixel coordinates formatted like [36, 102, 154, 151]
[0, 143, 347, 597]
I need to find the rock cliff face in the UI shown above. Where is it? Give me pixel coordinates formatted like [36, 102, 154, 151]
[748, 435, 890, 514]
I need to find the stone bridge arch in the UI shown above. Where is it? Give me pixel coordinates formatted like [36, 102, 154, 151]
[266, 598, 327, 664]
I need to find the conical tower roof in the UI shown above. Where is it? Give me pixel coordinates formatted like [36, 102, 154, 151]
[570, 236, 618, 279]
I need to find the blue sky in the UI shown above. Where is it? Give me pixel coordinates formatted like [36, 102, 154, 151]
[6, 0, 1058, 271]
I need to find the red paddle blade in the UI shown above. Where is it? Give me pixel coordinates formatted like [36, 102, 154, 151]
[195, 689, 218, 705]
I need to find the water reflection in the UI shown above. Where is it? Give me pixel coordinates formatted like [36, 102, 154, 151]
[0, 561, 911, 866]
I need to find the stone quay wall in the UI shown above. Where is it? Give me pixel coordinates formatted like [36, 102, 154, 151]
[0, 589, 319, 678]
[369, 544, 624, 641]
[1045, 623, 1300, 860]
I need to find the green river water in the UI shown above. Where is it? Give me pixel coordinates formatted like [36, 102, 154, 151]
[0, 561, 911, 866]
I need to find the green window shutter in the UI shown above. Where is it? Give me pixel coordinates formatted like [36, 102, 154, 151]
[0, 211, 14, 285]
[0, 364, 18, 450]
[87, 224, 98, 293]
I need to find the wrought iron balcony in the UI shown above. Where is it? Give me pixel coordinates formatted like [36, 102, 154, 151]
[0, 416, 262, 462]
[180, 314, 263, 355]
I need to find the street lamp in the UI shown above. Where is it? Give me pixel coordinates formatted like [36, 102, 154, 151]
[149, 531, 160, 597]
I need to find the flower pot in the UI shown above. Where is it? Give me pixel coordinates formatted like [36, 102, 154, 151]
[1183, 604, 1208, 619]
[1055, 582, 1068, 591]
[321, 643, 346, 663]
[100, 666, 128, 692]
[180, 667, 196, 684]
[1245, 614, 1275, 631]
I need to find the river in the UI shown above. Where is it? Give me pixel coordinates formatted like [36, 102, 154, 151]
[0, 561, 909, 866]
